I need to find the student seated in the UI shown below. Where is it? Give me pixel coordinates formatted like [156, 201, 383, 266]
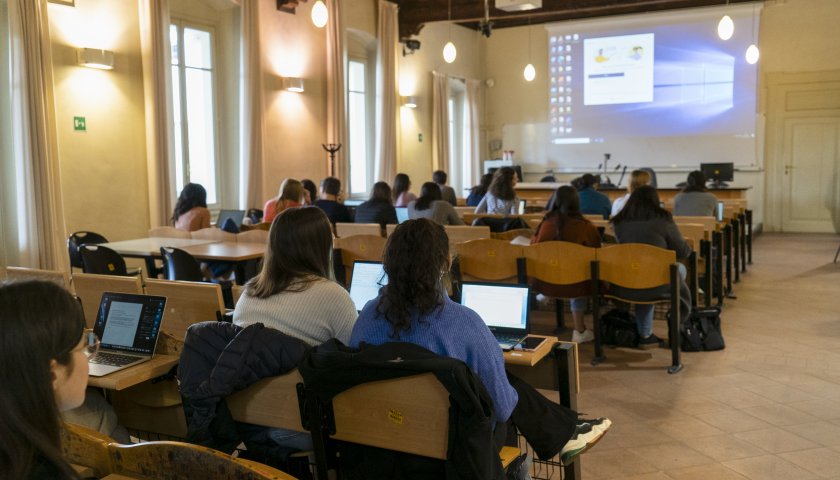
[172, 183, 211, 231]
[350, 219, 610, 466]
[673, 170, 718, 217]
[314, 176, 352, 224]
[433, 170, 458, 206]
[611, 169, 651, 217]
[575, 173, 611, 219]
[475, 167, 520, 215]
[301, 179, 318, 205]
[466, 173, 492, 207]
[354, 181, 398, 227]
[407, 182, 464, 226]
[263, 178, 304, 224]
[393, 173, 417, 207]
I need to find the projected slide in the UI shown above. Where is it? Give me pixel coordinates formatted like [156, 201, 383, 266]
[583, 34, 654, 105]
[101, 301, 142, 347]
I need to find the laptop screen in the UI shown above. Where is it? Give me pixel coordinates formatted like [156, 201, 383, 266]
[715, 201, 725, 222]
[349, 261, 388, 311]
[395, 207, 409, 224]
[460, 283, 530, 332]
[94, 292, 166, 355]
[217, 209, 246, 228]
[518, 200, 526, 215]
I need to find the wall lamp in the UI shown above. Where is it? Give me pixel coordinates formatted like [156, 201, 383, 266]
[282, 77, 305, 93]
[77, 48, 114, 70]
[401, 96, 418, 109]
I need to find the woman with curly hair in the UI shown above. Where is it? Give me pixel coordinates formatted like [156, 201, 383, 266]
[474, 166, 520, 214]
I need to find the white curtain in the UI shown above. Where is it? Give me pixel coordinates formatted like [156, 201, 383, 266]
[465, 78, 482, 192]
[374, 0, 398, 183]
[431, 71, 450, 174]
[239, 0, 265, 209]
[139, 0, 174, 227]
[6, 0, 67, 270]
[326, 0, 346, 181]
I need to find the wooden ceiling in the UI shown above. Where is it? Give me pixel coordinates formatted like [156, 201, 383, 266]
[391, 0, 757, 41]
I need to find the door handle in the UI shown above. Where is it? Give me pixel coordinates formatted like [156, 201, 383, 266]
[784, 165, 793, 175]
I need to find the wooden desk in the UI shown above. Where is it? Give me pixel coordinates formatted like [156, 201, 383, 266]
[88, 354, 179, 391]
[102, 237, 219, 276]
[503, 334, 557, 366]
[180, 242, 266, 285]
[515, 182, 751, 205]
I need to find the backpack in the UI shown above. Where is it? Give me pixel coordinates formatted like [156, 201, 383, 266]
[598, 308, 640, 348]
[680, 307, 725, 351]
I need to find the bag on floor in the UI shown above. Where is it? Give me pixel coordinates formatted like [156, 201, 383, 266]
[598, 308, 640, 348]
[680, 307, 725, 352]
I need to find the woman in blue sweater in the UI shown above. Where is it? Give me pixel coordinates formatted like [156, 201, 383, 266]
[350, 219, 610, 465]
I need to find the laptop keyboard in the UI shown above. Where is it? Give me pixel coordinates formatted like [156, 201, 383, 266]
[89, 352, 142, 367]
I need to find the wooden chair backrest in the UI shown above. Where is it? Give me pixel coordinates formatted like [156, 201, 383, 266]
[596, 243, 675, 290]
[62, 422, 114, 478]
[526, 218, 541, 229]
[333, 235, 387, 281]
[461, 213, 503, 225]
[110, 377, 188, 439]
[149, 226, 192, 239]
[583, 214, 606, 222]
[491, 228, 533, 241]
[336, 223, 383, 238]
[676, 223, 706, 250]
[330, 373, 450, 460]
[523, 242, 597, 285]
[232, 284, 245, 305]
[454, 239, 524, 282]
[227, 369, 305, 432]
[5, 266, 71, 291]
[144, 279, 225, 342]
[724, 205, 737, 221]
[240, 222, 271, 232]
[453, 206, 474, 216]
[236, 229, 269, 244]
[721, 198, 747, 211]
[673, 216, 716, 233]
[385, 224, 398, 236]
[444, 225, 491, 251]
[72, 273, 143, 328]
[191, 227, 236, 242]
[109, 441, 296, 479]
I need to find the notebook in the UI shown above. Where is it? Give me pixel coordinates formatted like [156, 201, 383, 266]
[349, 260, 388, 312]
[395, 207, 410, 224]
[460, 282, 530, 350]
[216, 209, 246, 229]
[88, 292, 167, 377]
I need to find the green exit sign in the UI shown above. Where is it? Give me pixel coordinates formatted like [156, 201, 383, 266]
[73, 116, 86, 131]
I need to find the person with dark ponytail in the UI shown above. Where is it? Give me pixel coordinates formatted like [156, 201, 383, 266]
[0, 280, 94, 479]
[673, 170, 718, 216]
[171, 183, 211, 231]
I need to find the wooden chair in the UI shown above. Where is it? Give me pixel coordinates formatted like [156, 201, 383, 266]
[335, 222, 383, 238]
[385, 224, 398, 237]
[454, 239, 525, 284]
[62, 422, 114, 478]
[110, 378, 189, 440]
[676, 223, 707, 307]
[144, 279, 225, 342]
[149, 226, 192, 239]
[192, 227, 236, 242]
[443, 225, 491, 253]
[72, 273, 143, 328]
[453, 206, 474, 216]
[491, 228, 533, 241]
[241, 222, 271, 232]
[523, 242, 598, 331]
[673, 215, 717, 234]
[4, 266, 71, 291]
[333, 235, 387, 286]
[227, 369, 306, 433]
[594, 243, 683, 374]
[237, 229, 269, 244]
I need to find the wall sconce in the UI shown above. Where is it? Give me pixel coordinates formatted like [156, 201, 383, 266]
[282, 77, 305, 93]
[77, 48, 114, 70]
[401, 96, 418, 109]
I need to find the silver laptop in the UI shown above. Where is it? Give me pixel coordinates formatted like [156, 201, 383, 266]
[217, 209, 246, 229]
[460, 282, 530, 351]
[88, 292, 166, 377]
[349, 260, 388, 312]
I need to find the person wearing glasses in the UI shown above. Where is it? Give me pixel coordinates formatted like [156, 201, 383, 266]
[0, 280, 118, 478]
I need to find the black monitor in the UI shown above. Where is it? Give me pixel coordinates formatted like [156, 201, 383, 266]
[700, 163, 734, 188]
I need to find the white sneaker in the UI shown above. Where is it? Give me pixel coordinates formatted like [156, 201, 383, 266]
[560, 418, 611, 465]
[572, 329, 595, 343]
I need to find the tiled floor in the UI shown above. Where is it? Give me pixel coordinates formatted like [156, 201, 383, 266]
[532, 233, 840, 480]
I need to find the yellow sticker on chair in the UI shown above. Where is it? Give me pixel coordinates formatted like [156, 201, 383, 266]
[360, 245, 367, 251]
[631, 261, 641, 270]
[550, 259, 558, 266]
[107, 263, 116, 271]
[487, 250, 496, 257]
[388, 409, 403, 425]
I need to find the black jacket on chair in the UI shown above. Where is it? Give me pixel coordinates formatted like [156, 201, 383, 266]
[298, 339, 505, 480]
[178, 321, 309, 455]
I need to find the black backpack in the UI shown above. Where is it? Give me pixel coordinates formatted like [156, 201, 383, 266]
[598, 308, 640, 348]
[680, 307, 725, 352]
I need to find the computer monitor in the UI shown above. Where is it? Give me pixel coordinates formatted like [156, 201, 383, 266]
[700, 163, 734, 188]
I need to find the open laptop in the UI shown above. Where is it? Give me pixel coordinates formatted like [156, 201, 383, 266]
[460, 282, 530, 351]
[518, 199, 527, 215]
[216, 209, 246, 229]
[88, 292, 167, 377]
[349, 260, 388, 312]
[395, 207, 410, 224]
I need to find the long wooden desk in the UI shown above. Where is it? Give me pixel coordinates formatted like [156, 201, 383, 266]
[87, 354, 179, 391]
[102, 237, 218, 276]
[515, 182, 751, 205]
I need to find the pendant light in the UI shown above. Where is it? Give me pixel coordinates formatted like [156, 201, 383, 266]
[745, 4, 759, 64]
[523, 19, 535, 81]
[717, 0, 734, 40]
[311, 0, 328, 28]
[443, 0, 457, 63]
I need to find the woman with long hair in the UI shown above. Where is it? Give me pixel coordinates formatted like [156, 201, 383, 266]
[0, 281, 93, 479]
[610, 186, 691, 348]
[355, 181, 398, 227]
[466, 173, 493, 207]
[610, 170, 651, 217]
[350, 219, 609, 466]
[392, 173, 417, 207]
[234, 207, 357, 346]
[171, 183, 210, 231]
[301, 179, 318, 205]
[407, 182, 464, 225]
[475, 167, 520, 214]
[263, 178, 305, 224]
[532, 186, 602, 343]
[673, 170, 718, 216]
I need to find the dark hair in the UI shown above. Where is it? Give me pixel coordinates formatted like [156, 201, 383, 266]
[579, 174, 599, 190]
[247, 207, 334, 298]
[539, 186, 587, 238]
[611, 185, 672, 224]
[683, 170, 707, 193]
[432, 170, 447, 184]
[470, 173, 493, 197]
[415, 182, 442, 211]
[489, 167, 516, 201]
[377, 219, 449, 337]
[393, 173, 411, 202]
[369, 182, 392, 203]
[301, 179, 318, 203]
[320, 177, 341, 196]
[0, 281, 84, 479]
[171, 183, 207, 225]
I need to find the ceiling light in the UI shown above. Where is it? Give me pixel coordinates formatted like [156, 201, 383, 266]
[523, 63, 535, 82]
[717, 15, 734, 40]
[311, 0, 328, 28]
[443, 0, 456, 64]
[745, 44, 759, 64]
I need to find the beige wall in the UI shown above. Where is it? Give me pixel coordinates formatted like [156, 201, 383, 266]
[49, 0, 150, 242]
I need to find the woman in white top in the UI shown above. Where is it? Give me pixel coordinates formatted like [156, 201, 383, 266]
[610, 169, 651, 218]
[233, 207, 357, 346]
[475, 166, 520, 214]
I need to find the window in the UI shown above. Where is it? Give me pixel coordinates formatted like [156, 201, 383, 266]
[448, 81, 469, 195]
[170, 22, 219, 205]
[348, 59, 370, 195]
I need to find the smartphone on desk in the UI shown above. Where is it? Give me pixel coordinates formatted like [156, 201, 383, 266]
[518, 336, 547, 352]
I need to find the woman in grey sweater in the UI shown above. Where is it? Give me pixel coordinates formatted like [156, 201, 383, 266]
[407, 182, 465, 226]
[673, 170, 718, 216]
